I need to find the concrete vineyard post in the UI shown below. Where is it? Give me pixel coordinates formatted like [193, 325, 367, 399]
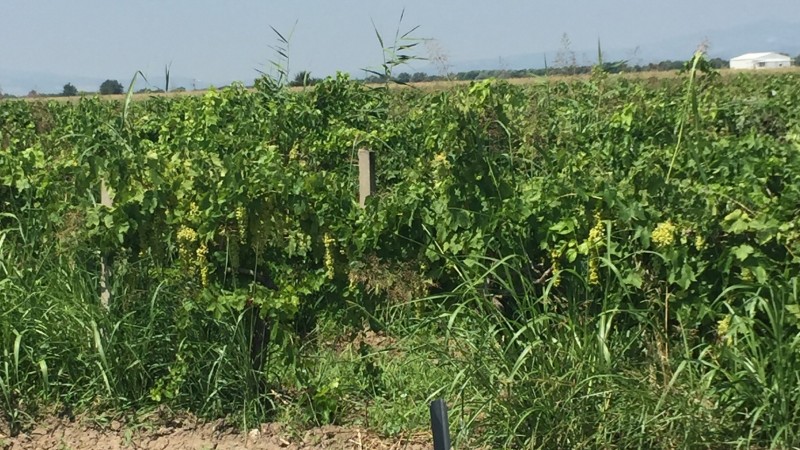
[100, 179, 112, 310]
[358, 149, 376, 207]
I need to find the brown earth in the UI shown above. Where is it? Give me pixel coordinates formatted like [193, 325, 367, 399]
[0, 418, 430, 450]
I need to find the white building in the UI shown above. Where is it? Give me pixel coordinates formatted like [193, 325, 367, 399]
[730, 52, 792, 70]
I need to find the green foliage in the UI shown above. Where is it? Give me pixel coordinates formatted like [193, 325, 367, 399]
[394, 72, 411, 84]
[289, 71, 319, 87]
[99, 79, 123, 95]
[410, 72, 427, 83]
[1, 57, 800, 446]
[364, 9, 423, 85]
[61, 83, 78, 97]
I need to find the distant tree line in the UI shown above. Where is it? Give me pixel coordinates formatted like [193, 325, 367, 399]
[288, 71, 321, 87]
[0, 88, 15, 99]
[3, 54, 799, 100]
[1, 79, 191, 99]
[99, 79, 124, 95]
[362, 57, 734, 84]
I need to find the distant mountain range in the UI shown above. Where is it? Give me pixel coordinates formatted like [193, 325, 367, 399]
[2, 19, 798, 96]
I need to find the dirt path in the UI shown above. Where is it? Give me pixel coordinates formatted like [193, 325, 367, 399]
[0, 418, 430, 450]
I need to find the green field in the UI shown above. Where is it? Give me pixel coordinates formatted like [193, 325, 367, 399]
[2, 58, 800, 448]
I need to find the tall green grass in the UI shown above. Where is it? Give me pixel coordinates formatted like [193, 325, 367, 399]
[3, 205, 800, 448]
[0, 211, 455, 437]
[379, 252, 799, 449]
[0, 213, 284, 432]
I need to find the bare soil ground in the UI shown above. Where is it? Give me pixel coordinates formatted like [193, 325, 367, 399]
[0, 418, 430, 450]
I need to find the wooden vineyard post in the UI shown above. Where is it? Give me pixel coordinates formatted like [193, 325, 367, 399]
[99, 179, 113, 310]
[358, 149, 375, 207]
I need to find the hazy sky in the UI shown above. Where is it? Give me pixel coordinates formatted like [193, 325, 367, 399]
[1, 0, 798, 92]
